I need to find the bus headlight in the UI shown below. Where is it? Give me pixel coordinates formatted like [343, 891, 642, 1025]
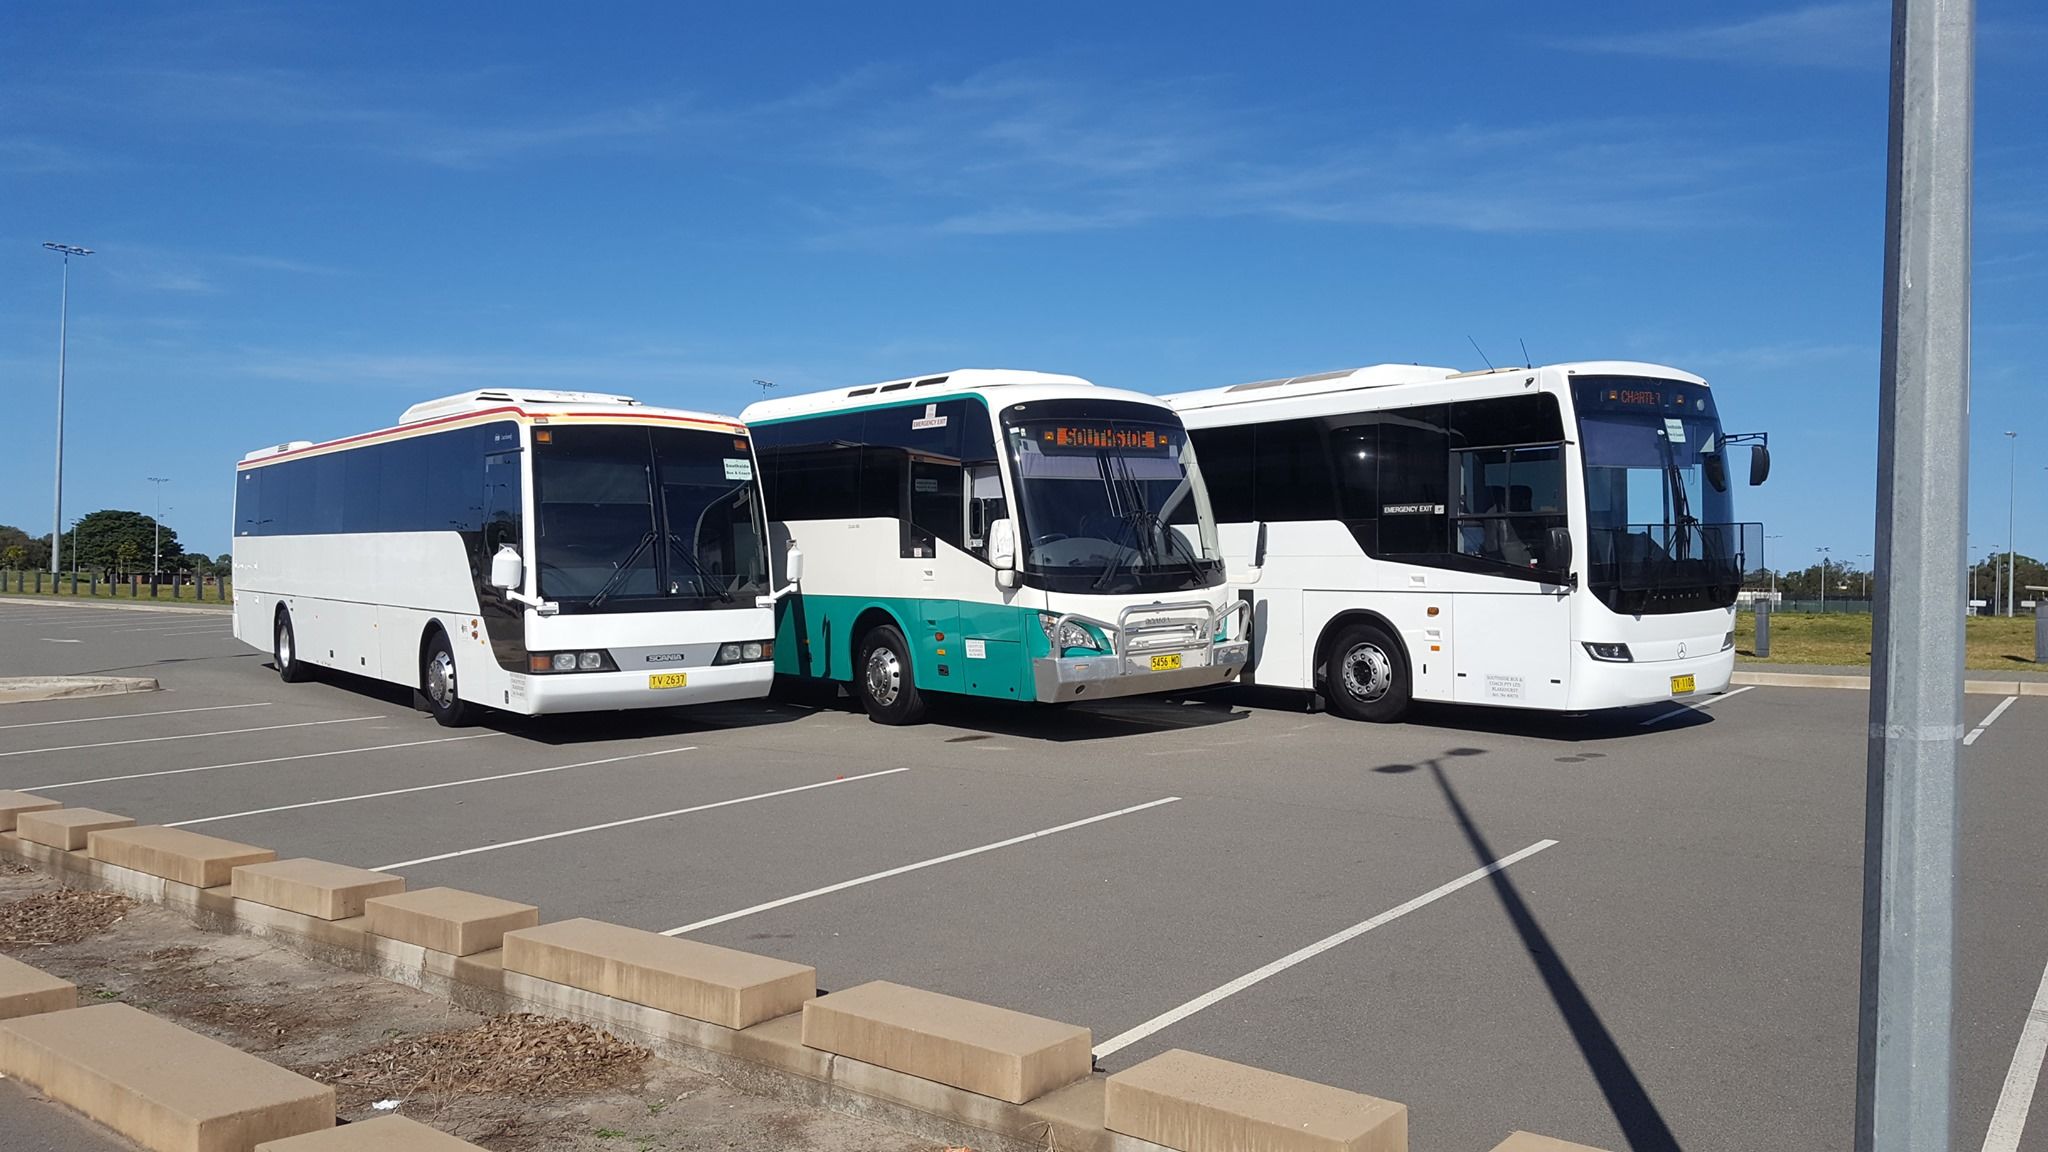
[1582, 642, 1633, 663]
[714, 641, 774, 665]
[1039, 613, 1104, 653]
[1722, 632, 1735, 651]
[527, 650, 617, 673]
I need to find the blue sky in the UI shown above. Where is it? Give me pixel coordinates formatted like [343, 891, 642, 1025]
[2, 1, 2042, 565]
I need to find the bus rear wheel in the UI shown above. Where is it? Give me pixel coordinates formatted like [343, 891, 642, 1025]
[855, 624, 927, 725]
[421, 630, 475, 728]
[1323, 621, 1411, 723]
[274, 609, 312, 684]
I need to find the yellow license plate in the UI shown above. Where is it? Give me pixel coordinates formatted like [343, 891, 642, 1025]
[1670, 674, 1695, 695]
[1150, 653, 1183, 672]
[648, 673, 690, 689]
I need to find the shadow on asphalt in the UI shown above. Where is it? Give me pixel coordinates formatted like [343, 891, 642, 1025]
[783, 680, 1249, 742]
[1203, 683, 1717, 742]
[1376, 749, 1682, 1152]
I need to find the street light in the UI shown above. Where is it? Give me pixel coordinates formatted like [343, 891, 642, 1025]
[1767, 534, 1785, 597]
[1818, 546, 1833, 612]
[147, 477, 170, 581]
[42, 242, 93, 576]
[2006, 430, 2018, 616]
[1859, 552, 1873, 600]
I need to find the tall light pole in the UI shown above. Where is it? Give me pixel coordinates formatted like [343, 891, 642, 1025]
[1860, 552, 1874, 600]
[1818, 546, 1832, 612]
[147, 477, 170, 580]
[1859, 0, 1972, 1148]
[1768, 533, 1785, 596]
[42, 243, 93, 576]
[2005, 430, 2018, 616]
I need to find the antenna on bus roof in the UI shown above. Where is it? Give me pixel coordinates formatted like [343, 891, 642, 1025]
[1466, 336, 1495, 371]
[752, 378, 777, 395]
[1519, 337, 1532, 369]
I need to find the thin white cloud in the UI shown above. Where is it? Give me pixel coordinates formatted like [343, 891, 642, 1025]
[1549, 3, 1887, 69]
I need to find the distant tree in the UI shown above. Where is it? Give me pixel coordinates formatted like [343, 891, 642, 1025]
[64, 510, 184, 577]
[1970, 552, 2047, 607]
[214, 552, 234, 577]
[0, 524, 51, 570]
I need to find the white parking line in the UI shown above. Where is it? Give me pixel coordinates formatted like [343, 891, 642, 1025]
[1092, 838, 1559, 1059]
[28, 733, 498, 790]
[375, 767, 910, 872]
[1638, 684, 1755, 727]
[1980, 957, 2048, 1152]
[1966, 696, 2019, 747]
[40, 638, 82, 644]
[0, 702, 271, 731]
[663, 795, 1183, 937]
[0, 716, 377, 759]
[170, 746, 700, 827]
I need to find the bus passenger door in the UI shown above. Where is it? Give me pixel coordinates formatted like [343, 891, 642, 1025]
[478, 450, 526, 671]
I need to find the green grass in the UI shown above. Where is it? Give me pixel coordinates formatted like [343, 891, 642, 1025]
[0, 572, 229, 606]
[1736, 610, 2041, 670]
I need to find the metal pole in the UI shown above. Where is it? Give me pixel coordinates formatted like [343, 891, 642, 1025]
[1821, 548, 1831, 612]
[51, 254, 68, 576]
[1858, 1, 1972, 1150]
[2004, 431, 2016, 616]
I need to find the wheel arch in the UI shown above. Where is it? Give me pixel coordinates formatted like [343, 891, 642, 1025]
[419, 618, 453, 679]
[849, 605, 909, 673]
[1312, 608, 1410, 685]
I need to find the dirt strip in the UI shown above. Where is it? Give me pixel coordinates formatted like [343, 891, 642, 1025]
[0, 870, 945, 1152]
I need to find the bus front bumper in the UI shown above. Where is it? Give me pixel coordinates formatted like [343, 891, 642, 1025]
[511, 662, 774, 714]
[1565, 647, 1734, 712]
[1031, 640, 1249, 703]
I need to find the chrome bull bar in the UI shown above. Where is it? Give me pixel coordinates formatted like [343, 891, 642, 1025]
[1031, 598, 1251, 703]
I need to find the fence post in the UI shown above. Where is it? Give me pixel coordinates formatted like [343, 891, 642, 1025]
[1755, 599, 1772, 659]
[68, 571, 76, 595]
[2036, 601, 2046, 665]
[130, 575, 138, 598]
[150, 573, 158, 599]
[34, 570, 42, 594]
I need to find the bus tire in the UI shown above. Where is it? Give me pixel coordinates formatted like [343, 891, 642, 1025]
[1323, 620, 1411, 723]
[274, 609, 313, 684]
[421, 629, 475, 728]
[855, 624, 927, 725]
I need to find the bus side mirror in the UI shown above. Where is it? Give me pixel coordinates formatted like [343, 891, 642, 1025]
[489, 545, 523, 591]
[1544, 527, 1574, 573]
[989, 518, 1019, 588]
[1704, 451, 1729, 493]
[783, 544, 804, 585]
[1749, 443, 1772, 486]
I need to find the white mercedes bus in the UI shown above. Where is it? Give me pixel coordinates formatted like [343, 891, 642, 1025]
[742, 369, 1249, 724]
[233, 389, 793, 725]
[1164, 361, 1767, 722]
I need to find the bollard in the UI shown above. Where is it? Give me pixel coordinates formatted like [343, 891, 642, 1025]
[2037, 602, 2046, 665]
[34, 570, 43, 594]
[68, 571, 77, 595]
[150, 574, 159, 599]
[1755, 598, 1772, 659]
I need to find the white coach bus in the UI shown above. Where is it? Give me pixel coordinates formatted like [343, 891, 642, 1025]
[742, 370, 1249, 724]
[1165, 361, 1767, 722]
[233, 389, 792, 725]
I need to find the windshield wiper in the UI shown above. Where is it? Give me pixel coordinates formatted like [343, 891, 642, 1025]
[663, 533, 736, 603]
[587, 530, 657, 609]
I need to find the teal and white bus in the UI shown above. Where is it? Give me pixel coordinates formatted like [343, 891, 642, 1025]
[743, 370, 1249, 724]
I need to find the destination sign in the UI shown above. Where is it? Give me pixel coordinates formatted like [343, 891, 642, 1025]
[1038, 425, 1177, 453]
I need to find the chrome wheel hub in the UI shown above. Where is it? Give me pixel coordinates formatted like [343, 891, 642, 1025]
[276, 625, 292, 666]
[1340, 642, 1392, 703]
[427, 650, 457, 707]
[864, 647, 901, 708]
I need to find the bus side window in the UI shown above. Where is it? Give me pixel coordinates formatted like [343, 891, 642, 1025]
[481, 450, 523, 567]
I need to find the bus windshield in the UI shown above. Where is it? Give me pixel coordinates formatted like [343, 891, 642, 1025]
[1573, 375, 1752, 614]
[534, 425, 768, 612]
[1001, 401, 1224, 595]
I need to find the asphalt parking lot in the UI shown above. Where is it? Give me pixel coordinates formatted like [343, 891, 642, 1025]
[2, 596, 2043, 1152]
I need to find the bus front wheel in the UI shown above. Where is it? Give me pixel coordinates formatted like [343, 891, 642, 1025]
[421, 630, 475, 728]
[274, 609, 312, 684]
[855, 624, 927, 725]
[1323, 621, 1411, 723]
